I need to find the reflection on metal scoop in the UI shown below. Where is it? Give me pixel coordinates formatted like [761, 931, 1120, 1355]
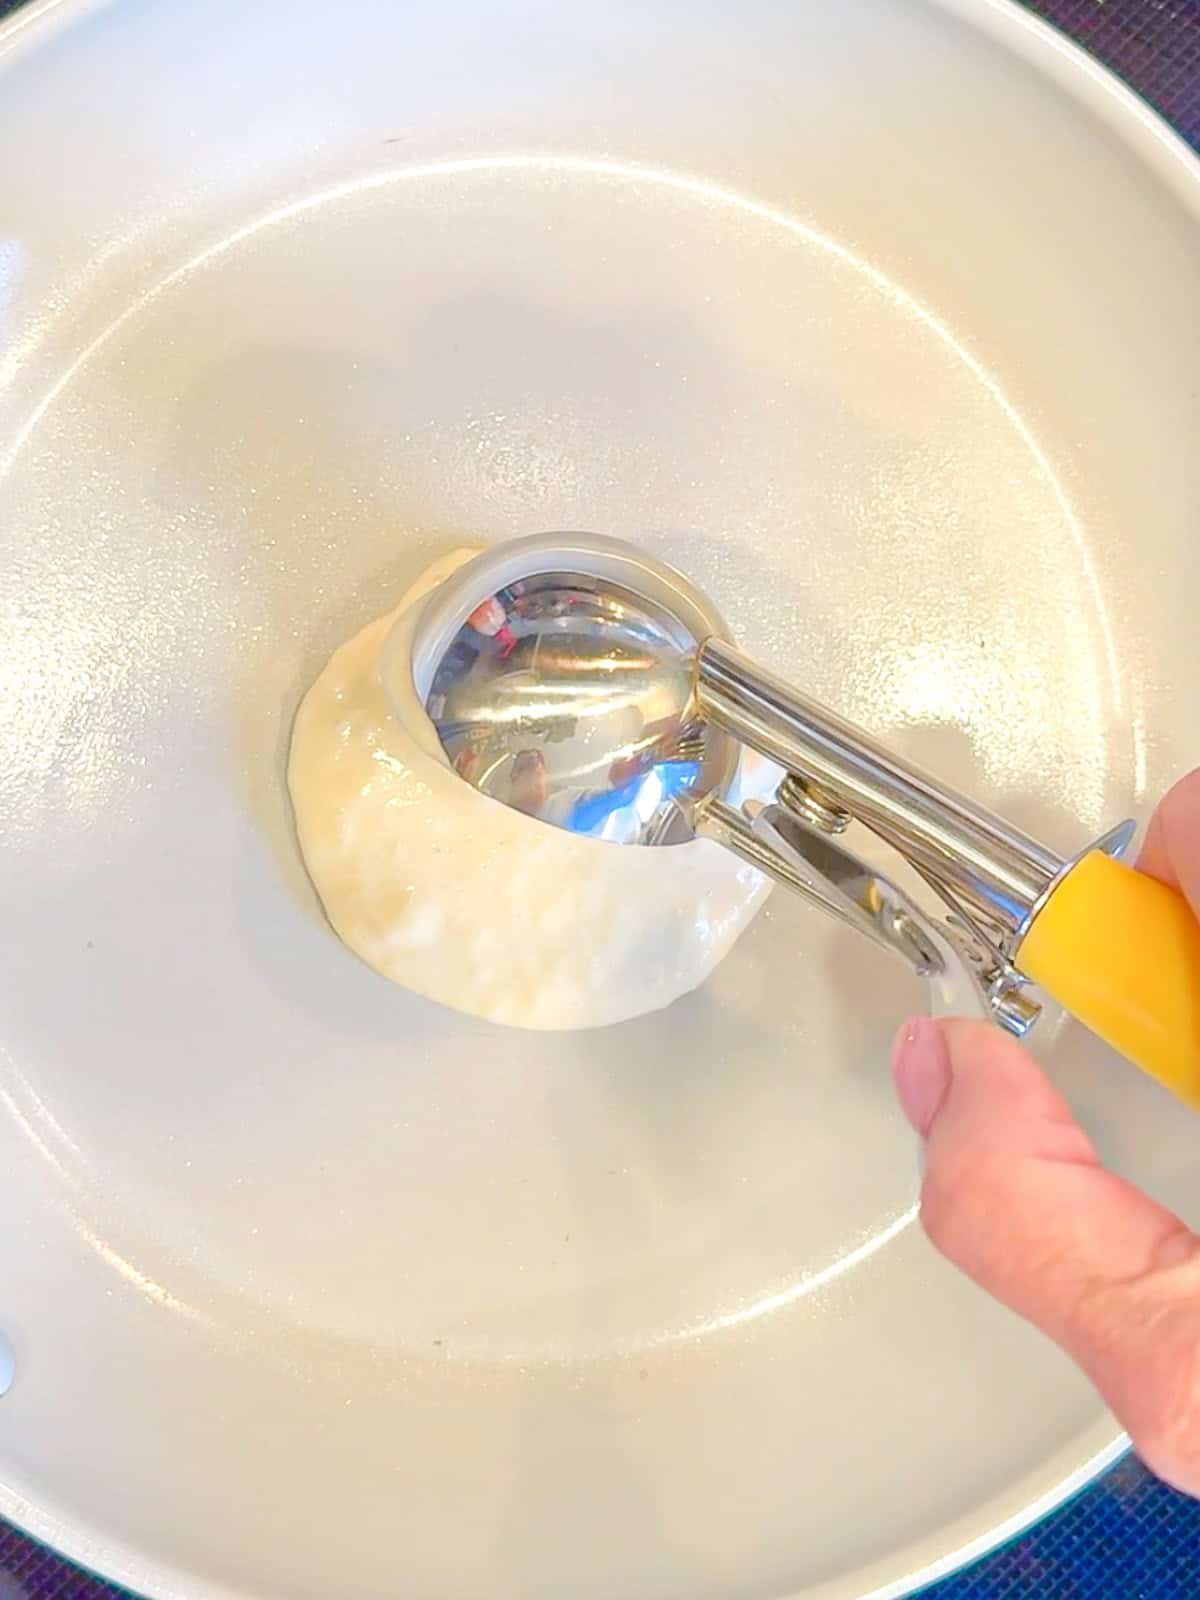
[422, 570, 716, 847]
[396, 532, 1197, 1080]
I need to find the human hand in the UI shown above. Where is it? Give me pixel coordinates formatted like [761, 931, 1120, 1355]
[891, 771, 1200, 1494]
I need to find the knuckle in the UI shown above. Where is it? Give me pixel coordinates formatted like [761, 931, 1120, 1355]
[1130, 1332, 1200, 1494]
[918, 1154, 981, 1268]
[919, 1151, 1066, 1305]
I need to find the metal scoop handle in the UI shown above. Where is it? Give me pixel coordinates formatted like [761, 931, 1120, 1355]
[696, 637, 1063, 947]
[696, 639, 1200, 1105]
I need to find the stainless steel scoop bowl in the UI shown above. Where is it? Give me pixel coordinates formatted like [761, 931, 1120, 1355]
[416, 550, 729, 849]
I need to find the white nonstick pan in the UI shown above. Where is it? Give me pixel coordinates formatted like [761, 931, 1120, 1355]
[1, 1, 1198, 1596]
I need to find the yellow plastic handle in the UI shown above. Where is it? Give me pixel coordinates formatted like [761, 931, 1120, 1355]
[1018, 850, 1200, 1107]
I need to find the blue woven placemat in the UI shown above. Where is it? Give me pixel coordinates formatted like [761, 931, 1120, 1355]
[1, 0, 1198, 1596]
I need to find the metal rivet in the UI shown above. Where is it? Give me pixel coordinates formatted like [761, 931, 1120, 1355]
[778, 773, 852, 834]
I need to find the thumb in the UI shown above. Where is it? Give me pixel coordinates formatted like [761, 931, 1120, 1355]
[893, 1015, 1200, 1495]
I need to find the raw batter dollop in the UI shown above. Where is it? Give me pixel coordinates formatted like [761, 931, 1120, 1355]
[288, 550, 773, 1028]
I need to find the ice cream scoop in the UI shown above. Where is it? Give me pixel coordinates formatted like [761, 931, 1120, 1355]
[397, 532, 1200, 1104]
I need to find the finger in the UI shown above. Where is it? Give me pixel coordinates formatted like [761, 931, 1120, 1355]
[893, 1015, 1200, 1494]
[1137, 768, 1200, 911]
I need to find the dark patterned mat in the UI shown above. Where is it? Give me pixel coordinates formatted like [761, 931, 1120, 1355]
[1, 0, 1198, 1594]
